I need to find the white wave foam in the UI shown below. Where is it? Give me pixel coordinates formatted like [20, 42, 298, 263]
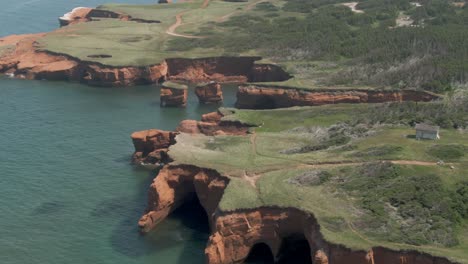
[59, 7, 89, 21]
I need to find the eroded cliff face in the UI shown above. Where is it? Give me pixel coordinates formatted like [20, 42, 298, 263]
[131, 110, 251, 166]
[138, 164, 457, 264]
[138, 165, 229, 233]
[195, 82, 223, 104]
[235, 85, 440, 109]
[0, 34, 168, 86]
[164, 58, 291, 83]
[0, 34, 290, 86]
[176, 119, 250, 136]
[58, 7, 159, 27]
[248, 64, 292, 83]
[175, 109, 251, 136]
[131, 129, 178, 165]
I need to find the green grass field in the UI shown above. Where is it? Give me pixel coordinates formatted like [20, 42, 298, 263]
[37, 0, 258, 66]
[169, 103, 468, 263]
[162, 81, 188, 90]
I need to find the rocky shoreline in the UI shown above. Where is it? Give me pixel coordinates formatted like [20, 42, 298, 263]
[1, 5, 455, 263]
[0, 34, 289, 86]
[235, 85, 440, 109]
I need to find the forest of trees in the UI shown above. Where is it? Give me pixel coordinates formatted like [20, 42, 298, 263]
[171, 0, 468, 92]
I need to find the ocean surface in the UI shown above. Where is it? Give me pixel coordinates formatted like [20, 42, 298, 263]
[0, 2, 238, 263]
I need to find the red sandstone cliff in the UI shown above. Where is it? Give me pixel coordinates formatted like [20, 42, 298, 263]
[195, 82, 223, 104]
[132, 112, 457, 264]
[139, 165, 457, 264]
[165, 57, 291, 83]
[0, 34, 168, 86]
[0, 10, 291, 87]
[235, 85, 440, 109]
[0, 33, 289, 86]
[130, 110, 251, 166]
[131, 129, 178, 165]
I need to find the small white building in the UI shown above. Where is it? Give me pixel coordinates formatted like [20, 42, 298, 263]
[415, 124, 440, 140]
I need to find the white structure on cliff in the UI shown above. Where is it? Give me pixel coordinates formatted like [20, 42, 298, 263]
[415, 124, 440, 140]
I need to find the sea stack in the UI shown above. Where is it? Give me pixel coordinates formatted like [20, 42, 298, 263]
[160, 81, 188, 107]
[195, 82, 223, 104]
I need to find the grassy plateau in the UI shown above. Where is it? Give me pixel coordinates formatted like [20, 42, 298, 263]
[169, 100, 468, 263]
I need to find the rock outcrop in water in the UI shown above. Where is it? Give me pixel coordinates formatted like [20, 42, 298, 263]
[235, 85, 440, 109]
[131, 110, 251, 166]
[131, 129, 178, 165]
[160, 82, 188, 107]
[195, 82, 223, 104]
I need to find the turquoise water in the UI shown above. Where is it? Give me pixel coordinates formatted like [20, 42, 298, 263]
[0, 0, 156, 36]
[0, 2, 238, 262]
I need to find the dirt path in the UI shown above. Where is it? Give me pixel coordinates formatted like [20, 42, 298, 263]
[342, 2, 364, 13]
[218, 0, 268, 22]
[244, 131, 459, 252]
[246, 131, 445, 185]
[201, 0, 210, 8]
[166, 0, 210, 38]
[166, 12, 205, 38]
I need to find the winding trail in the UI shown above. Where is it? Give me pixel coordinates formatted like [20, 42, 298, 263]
[165, 0, 210, 38]
[166, 0, 268, 36]
[246, 132, 449, 187]
[218, 0, 268, 22]
[246, 132, 460, 253]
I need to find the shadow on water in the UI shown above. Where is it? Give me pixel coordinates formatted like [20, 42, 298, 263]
[98, 167, 209, 262]
[174, 195, 210, 264]
[113, 154, 135, 164]
[101, 83, 237, 261]
[245, 243, 275, 264]
[277, 235, 312, 264]
[98, 168, 164, 257]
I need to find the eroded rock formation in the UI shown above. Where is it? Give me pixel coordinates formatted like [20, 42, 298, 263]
[0, 34, 168, 86]
[165, 57, 291, 83]
[0, 34, 290, 87]
[132, 110, 457, 264]
[138, 165, 229, 233]
[174, 110, 247, 135]
[1, 10, 291, 87]
[160, 84, 188, 107]
[131, 110, 251, 166]
[131, 129, 178, 165]
[195, 82, 223, 104]
[139, 165, 457, 264]
[236, 85, 440, 109]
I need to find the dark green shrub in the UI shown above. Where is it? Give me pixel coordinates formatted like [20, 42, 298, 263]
[427, 144, 466, 161]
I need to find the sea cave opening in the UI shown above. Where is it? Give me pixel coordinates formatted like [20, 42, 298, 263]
[170, 193, 210, 234]
[255, 96, 277, 109]
[277, 234, 312, 264]
[245, 243, 275, 264]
